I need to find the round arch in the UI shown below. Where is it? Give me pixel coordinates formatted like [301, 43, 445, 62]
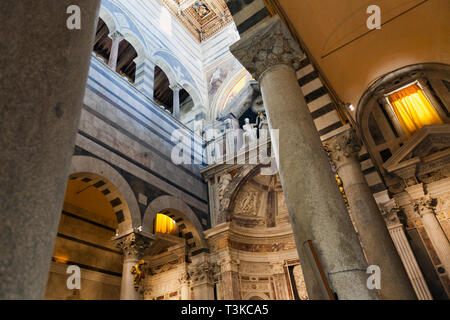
[209, 68, 249, 121]
[142, 195, 208, 250]
[99, 6, 119, 35]
[217, 165, 264, 224]
[355, 62, 450, 172]
[179, 80, 204, 112]
[152, 55, 179, 87]
[122, 30, 147, 62]
[242, 292, 269, 300]
[68, 155, 141, 235]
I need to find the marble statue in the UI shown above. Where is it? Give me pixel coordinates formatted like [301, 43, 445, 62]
[241, 118, 257, 149]
[257, 111, 268, 134]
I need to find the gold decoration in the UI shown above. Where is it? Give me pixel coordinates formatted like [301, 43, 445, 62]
[335, 174, 348, 206]
[131, 259, 146, 291]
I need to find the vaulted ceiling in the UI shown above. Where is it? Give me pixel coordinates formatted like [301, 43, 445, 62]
[276, 0, 450, 111]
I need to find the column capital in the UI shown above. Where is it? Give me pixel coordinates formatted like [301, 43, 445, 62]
[178, 272, 190, 286]
[170, 83, 183, 92]
[109, 31, 124, 41]
[414, 195, 438, 217]
[323, 128, 362, 170]
[188, 261, 219, 284]
[382, 199, 404, 229]
[112, 231, 153, 260]
[230, 15, 303, 82]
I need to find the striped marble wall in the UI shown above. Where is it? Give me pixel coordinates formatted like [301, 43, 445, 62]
[74, 55, 210, 229]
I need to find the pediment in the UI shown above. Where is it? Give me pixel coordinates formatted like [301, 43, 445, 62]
[383, 124, 450, 173]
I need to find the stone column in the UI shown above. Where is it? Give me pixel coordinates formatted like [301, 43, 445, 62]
[382, 200, 432, 300]
[0, 0, 101, 299]
[230, 15, 376, 300]
[113, 232, 153, 300]
[220, 258, 241, 300]
[135, 57, 156, 100]
[171, 84, 182, 119]
[324, 128, 415, 299]
[108, 31, 123, 71]
[179, 273, 191, 300]
[414, 195, 450, 275]
[188, 262, 216, 300]
[271, 263, 291, 300]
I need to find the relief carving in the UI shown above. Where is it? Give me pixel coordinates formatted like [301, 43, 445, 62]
[235, 191, 258, 216]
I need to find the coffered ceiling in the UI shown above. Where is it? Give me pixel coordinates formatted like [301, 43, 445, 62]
[160, 0, 233, 41]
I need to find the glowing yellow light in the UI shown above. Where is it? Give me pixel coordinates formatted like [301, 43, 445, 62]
[54, 256, 69, 264]
[388, 84, 443, 138]
[155, 213, 176, 235]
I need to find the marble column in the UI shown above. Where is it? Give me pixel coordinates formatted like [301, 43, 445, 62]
[113, 232, 153, 300]
[382, 200, 432, 300]
[171, 84, 182, 119]
[0, 0, 101, 299]
[413, 195, 450, 276]
[135, 57, 156, 100]
[231, 15, 377, 300]
[324, 128, 416, 299]
[108, 31, 123, 71]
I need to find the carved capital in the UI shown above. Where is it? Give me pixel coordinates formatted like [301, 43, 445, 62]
[382, 199, 406, 228]
[112, 232, 153, 260]
[178, 273, 190, 286]
[188, 261, 219, 284]
[324, 128, 362, 169]
[109, 31, 124, 41]
[414, 196, 438, 217]
[230, 15, 303, 81]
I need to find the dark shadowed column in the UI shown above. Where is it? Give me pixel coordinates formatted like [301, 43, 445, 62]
[0, 0, 101, 299]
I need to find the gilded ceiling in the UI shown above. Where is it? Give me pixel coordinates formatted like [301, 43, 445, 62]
[160, 0, 233, 42]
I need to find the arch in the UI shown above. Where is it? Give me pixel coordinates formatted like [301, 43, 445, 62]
[217, 165, 264, 223]
[209, 68, 250, 121]
[142, 195, 208, 250]
[243, 292, 269, 300]
[68, 156, 141, 235]
[152, 54, 179, 87]
[122, 30, 147, 62]
[99, 5, 119, 35]
[355, 63, 450, 172]
[356, 63, 450, 125]
[179, 80, 204, 111]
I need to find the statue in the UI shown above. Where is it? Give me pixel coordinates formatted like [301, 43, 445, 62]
[256, 111, 268, 136]
[218, 173, 232, 200]
[241, 118, 257, 149]
[131, 259, 146, 291]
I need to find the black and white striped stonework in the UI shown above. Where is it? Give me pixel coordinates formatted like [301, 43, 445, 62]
[226, 0, 387, 195]
[69, 173, 127, 224]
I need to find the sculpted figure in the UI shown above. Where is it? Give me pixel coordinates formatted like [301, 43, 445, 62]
[241, 118, 257, 149]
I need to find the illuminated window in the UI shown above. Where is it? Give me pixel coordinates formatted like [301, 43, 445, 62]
[154, 213, 176, 235]
[386, 83, 443, 138]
